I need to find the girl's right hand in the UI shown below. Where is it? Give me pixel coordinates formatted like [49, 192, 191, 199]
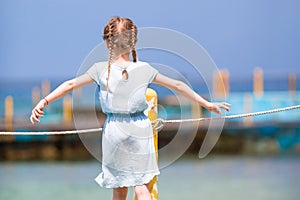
[206, 102, 231, 115]
[30, 99, 47, 124]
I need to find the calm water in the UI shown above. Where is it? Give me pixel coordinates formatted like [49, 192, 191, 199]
[0, 156, 299, 200]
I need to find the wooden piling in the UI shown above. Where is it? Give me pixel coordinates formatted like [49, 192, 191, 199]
[32, 86, 41, 106]
[134, 88, 158, 200]
[288, 73, 296, 94]
[146, 88, 158, 200]
[213, 69, 229, 98]
[5, 96, 14, 131]
[41, 80, 50, 97]
[243, 93, 253, 126]
[253, 67, 264, 96]
[42, 80, 51, 110]
[221, 69, 230, 95]
[63, 96, 72, 125]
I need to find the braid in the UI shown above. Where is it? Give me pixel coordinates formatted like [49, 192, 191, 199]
[131, 25, 137, 62]
[103, 17, 138, 90]
[132, 48, 137, 62]
[106, 24, 114, 92]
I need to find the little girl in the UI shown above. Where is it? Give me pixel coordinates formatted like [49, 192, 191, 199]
[30, 17, 230, 200]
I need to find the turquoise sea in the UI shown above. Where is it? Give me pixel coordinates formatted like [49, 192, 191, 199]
[1, 156, 300, 200]
[1, 78, 300, 119]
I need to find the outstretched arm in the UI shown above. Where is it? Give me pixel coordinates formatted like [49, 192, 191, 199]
[30, 74, 94, 124]
[152, 73, 230, 114]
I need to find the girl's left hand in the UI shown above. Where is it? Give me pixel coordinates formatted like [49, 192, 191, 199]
[30, 99, 47, 124]
[206, 102, 231, 115]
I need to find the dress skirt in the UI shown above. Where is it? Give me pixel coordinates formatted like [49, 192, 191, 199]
[95, 112, 160, 188]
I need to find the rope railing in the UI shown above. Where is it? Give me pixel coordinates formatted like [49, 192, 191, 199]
[152, 104, 300, 130]
[0, 105, 300, 135]
[0, 128, 102, 136]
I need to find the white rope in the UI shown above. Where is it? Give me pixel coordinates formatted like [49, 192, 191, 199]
[0, 105, 299, 135]
[0, 128, 102, 136]
[151, 104, 300, 130]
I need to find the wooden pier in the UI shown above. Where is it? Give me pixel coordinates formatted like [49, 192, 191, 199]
[0, 69, 299, 160]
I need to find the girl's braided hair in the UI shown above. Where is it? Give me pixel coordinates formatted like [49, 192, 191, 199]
[102, 17, 138, 91]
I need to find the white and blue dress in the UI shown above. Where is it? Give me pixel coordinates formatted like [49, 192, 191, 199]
[87, 61, 160, 188]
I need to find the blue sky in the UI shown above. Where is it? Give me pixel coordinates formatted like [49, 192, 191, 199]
[1, 0, 300, 82]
